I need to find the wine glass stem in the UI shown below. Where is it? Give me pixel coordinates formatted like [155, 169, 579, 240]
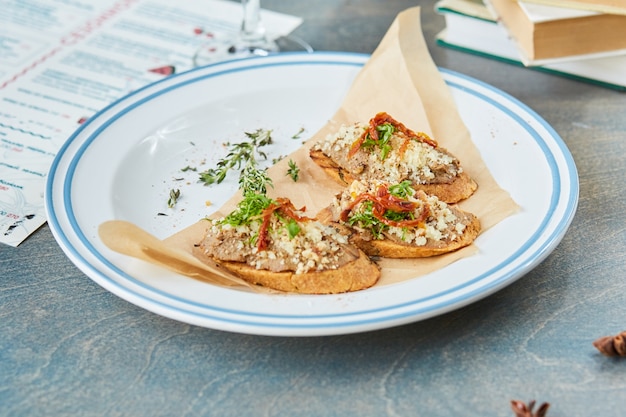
[241, 0, 266, 43]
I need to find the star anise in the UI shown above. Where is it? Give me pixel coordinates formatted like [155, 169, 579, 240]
[511, 400, 550, 417]
[593, 330, 626, 357]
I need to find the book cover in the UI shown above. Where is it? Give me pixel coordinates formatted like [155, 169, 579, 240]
[435, 0, 626, 91]
[485, 0, 626, 63]
[519, 0, 626, 15]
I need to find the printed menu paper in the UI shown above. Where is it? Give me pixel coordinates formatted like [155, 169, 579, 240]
[0, 0, 302, 246]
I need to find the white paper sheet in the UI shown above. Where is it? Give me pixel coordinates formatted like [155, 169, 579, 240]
[0, 0, 302, 246]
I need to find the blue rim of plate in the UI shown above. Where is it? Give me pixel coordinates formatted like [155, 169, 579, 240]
[45, 52, 579, 335]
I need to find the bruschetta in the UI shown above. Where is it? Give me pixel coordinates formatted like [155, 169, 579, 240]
[194, 193, 380, 294]
[319, 179, 481, 258]
[310, 112, 477, 203]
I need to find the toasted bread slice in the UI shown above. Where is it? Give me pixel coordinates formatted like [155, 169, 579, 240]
[195, 195, 380, 294]
[310, 148, 476, 204]
[319, 179, 481, 258]
[211, 250, 380, 294]
[310, 112, 477, 203]
[340, 208, 480, 258]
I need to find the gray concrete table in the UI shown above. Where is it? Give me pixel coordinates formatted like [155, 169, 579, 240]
[2, 1, 626, 416]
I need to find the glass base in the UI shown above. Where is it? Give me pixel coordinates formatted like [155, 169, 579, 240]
[193, 34, 313, 67]
[193, 34, 279, 67]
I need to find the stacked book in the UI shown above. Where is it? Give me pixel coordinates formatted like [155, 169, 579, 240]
[435, 0, 626, 90]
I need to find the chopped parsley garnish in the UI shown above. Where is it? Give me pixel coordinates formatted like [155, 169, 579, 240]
[221, 192, 274, 227]
[346, 191, 417, 239]
[360, 122, 395, 160]
[384, 209, 415, 222]
[348, 201, 386, 239]
[388, 180, 414, 198]
[286, 219, 301, 239]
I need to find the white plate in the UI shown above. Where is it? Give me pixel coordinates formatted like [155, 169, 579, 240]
[45, 52, 578, 336]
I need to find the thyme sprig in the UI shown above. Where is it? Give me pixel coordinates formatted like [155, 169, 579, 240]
[286, 159, 300, 182]
[239, 161, 273, 196]
[291, 127, 305, 139]
[198, 128, 273, 186]
[200, 127, 308, 243]
[167, 189, 180, 208]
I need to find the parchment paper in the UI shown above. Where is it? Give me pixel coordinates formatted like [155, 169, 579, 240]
[163, 6, 519, 288]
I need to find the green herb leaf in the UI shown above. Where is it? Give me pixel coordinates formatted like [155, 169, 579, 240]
[286, 159, 300, 182]
[380, 143, 392, 161]
[245, 128, 273, 147]
[347, 201, 386, 239]
[222, 192, 275, 227]
[388, 180, 414, 198]
[376, 123, 394, 141]
[167, 189, 180, 208]
[198, 128, 274, 186]
[359, 123, 395, 161]
[383, 209, 413, 222]
[198, 167, 226, 185]
[272, 155, 285, 164]
[286, 219, 301, 239]
[376, 123, 394, 160]
[346, 195, 416, 239]
[291, 127, 305, 139]
[239, 163, 273, 196]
